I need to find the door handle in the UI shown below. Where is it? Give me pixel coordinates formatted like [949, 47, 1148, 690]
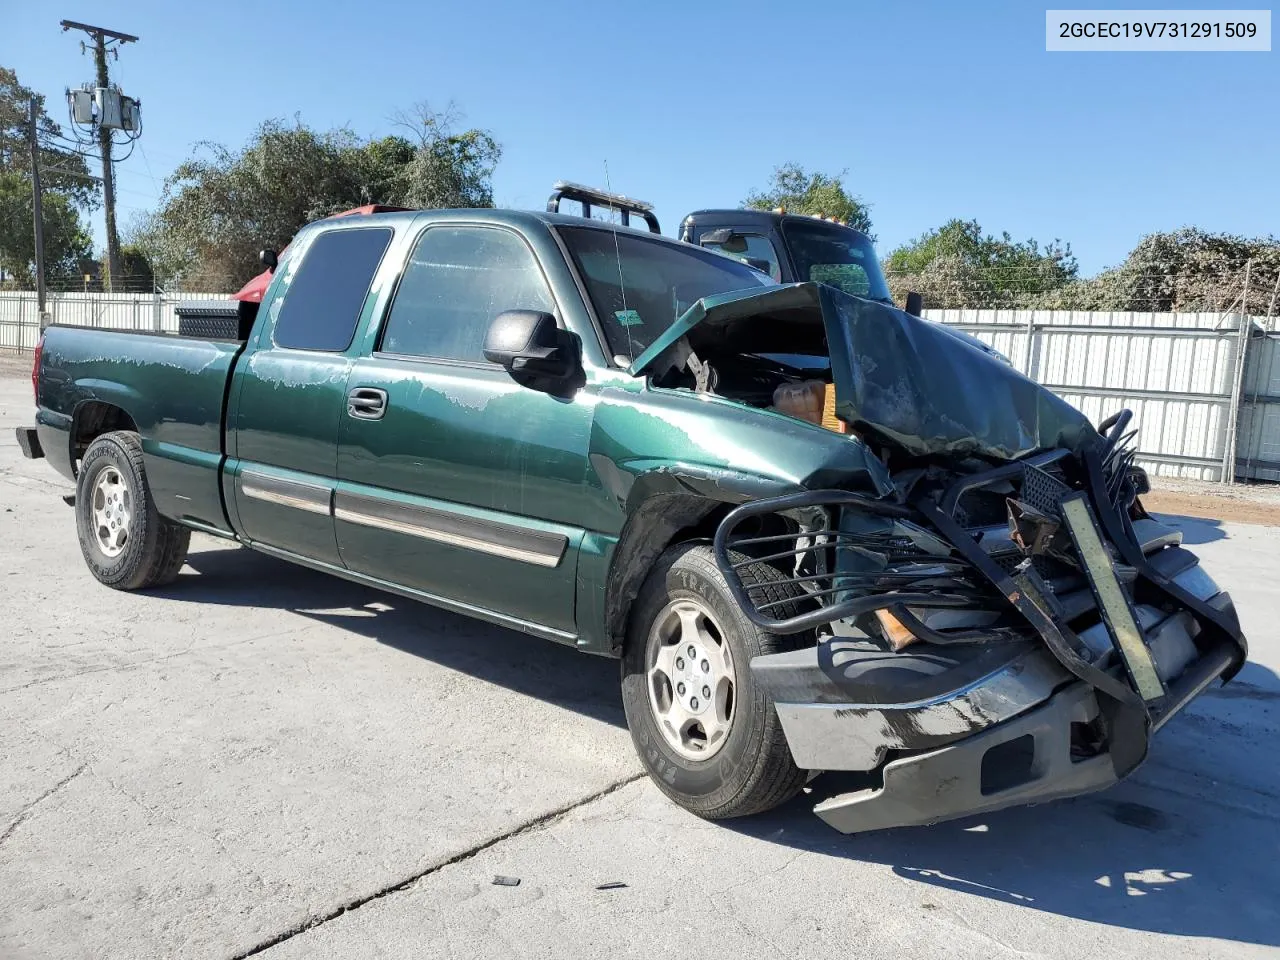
[347, 387, 388, 420]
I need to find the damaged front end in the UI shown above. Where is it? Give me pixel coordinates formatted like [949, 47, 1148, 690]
[689, 284, 1249, 833]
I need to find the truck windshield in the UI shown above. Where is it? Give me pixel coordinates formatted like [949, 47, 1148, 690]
[781, 220, 893, 302]
[559, 225, 774, 361]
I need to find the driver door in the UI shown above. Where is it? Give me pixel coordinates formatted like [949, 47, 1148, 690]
[334, 223, 591, 635]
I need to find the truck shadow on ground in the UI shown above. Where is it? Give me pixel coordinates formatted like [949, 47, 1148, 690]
[731, 661, 1280, 949]
[1149, 511, 1226, 545]
[165, 545, 626, 729]
[168, 543, 1278, 948]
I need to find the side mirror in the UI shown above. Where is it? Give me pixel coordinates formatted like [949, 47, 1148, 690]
[259, 249, 278, 270]
[700, 228, 749, 254]
[484, 310, 577, 383]
[904, 291, 923, 317]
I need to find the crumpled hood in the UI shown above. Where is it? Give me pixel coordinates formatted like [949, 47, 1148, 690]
[629, 282, 1099, 462]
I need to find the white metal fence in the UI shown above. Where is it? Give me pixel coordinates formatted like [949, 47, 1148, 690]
[1, 290, 1276, 483]
[0, 291, 234, 351]
[926, 308, 1278, 482]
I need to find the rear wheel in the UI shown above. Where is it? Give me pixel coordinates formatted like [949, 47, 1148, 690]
[76, 431, 190, 590]
[621, 543, 810, 820]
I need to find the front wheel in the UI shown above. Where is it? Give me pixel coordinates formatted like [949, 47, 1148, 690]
[621, 543, 810, 820]
[75, 431, 190, 590]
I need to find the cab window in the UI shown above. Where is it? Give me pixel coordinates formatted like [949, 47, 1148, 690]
[272, 228, 393, 351]
[698, 231, 782, 282]
[379, 226, 554, 363]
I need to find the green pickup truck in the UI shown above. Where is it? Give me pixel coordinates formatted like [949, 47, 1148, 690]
[17, 202, 1248, 833]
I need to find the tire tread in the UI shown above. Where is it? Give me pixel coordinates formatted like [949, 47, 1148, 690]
[76, 430, 191, 590]
[622, 543, 812, 821]
[703, 553, 809, 818]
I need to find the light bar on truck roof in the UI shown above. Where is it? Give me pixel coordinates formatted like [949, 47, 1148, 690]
[546, 181, 661, 233]
[551, 180, 653, 212]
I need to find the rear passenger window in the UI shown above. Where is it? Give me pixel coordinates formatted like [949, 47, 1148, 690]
[273, 227, 393, 351]
[379, 226, 554, 363]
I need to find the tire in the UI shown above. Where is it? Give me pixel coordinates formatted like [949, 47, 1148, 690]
[621, 543, 810, 820]
[75, 431, 191, 590]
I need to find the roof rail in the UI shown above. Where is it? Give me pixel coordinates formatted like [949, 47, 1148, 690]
[546, 180, 661, 233]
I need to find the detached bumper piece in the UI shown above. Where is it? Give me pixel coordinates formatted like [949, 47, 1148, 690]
[811, 637, 1238, 833]
[714, 422, 1248, 833]
[816, 680, 1113, 833]
[15, 427, 43, 460]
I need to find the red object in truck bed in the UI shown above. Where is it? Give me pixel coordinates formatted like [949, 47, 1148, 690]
[232, 204, 413, 302]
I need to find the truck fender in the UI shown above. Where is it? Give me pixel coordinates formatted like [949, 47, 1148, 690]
[69, 386, 144, 474]
[601, 463, 803, 653]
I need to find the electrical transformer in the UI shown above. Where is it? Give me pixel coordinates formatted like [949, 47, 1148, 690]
[67, 86, 95, 125]
[120, 96, 140, 132]
[94, 86, 122, 129]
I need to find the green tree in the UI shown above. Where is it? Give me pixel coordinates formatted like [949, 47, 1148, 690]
[0, 66, 99, 208]
[117, 242, 155, 292]
[744, 163, 873, 235]
[0, 172, 92, 285]
[1033, 228, 1280, 314]
[0, 66, 98, 285]
[883, 218, 1077, 308]
[139, 106, 501, 290]
[390, 103, 502, 209]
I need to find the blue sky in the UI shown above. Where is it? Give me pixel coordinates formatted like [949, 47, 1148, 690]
[6, 0, 1277, 275]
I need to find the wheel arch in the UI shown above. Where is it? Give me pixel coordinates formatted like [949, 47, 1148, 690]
[602, 468, 803, 656]
[70, 401, 139, 476]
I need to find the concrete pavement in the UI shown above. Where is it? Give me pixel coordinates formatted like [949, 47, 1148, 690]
[1, 366, 1277, 959]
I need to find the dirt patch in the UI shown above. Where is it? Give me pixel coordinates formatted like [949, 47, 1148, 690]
[1145, 484, 1280, 528]
[0, 350, 34, 378]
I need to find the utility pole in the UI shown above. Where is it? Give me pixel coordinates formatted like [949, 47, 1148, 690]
[1223, 259, 1253, 485]
[60, 20, 138, 292]
[28, 96, 48, 323]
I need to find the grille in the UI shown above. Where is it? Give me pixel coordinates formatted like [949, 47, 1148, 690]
[991, 552, 1071, 591]
[1021, 463, 1073, 517]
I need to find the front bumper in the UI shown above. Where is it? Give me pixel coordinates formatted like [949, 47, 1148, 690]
[715, 447, 1249, 833]
[15, 426, 43, 460]
[811, 626, 1238, 833]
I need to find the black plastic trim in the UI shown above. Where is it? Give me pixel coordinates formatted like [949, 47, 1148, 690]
[15, 426, 43, 460]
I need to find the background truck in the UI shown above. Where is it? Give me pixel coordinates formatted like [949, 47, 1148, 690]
[16, 200, 1248, 833]
[547, 180, 1010, 363]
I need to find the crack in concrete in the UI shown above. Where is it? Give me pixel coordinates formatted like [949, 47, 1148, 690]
[95, 768, 276, 897]
[934, 900, 1043, 958]
[232, 772, 646, 959]
[0, 468, 73, 493]
[0, 762, 88, 846]
[0, 627, 302, 695]
[710, 848, 807, 900]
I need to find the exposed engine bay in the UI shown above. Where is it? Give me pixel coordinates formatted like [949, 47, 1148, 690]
[655, 351, 846, 432]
